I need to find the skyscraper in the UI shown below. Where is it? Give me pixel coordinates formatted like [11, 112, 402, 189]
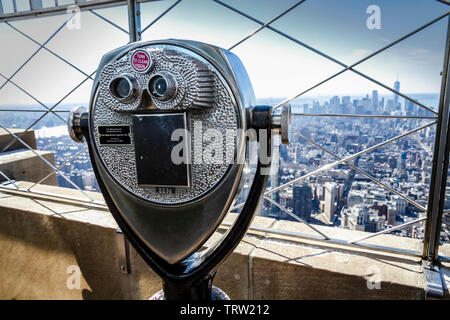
[394, 77, 400, 107]
[397, 153, 403, 172]
[330, 96, 340, 114]
[267, 154, 281, 216]
[406, 100, 417, 116]
[324, 182, 337, 223]
[372, 90, 379, 113]
[293, 184, 312, 221]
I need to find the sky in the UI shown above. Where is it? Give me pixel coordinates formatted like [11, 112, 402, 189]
[0, 0, 448, 107]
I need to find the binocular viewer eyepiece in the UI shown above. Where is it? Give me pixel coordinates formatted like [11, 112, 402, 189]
[68, 39, 290, 300]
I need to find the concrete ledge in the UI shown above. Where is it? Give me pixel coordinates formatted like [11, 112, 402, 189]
[0, 182, 448, 299]
[0, 128, 36, 152]
[0, 149, 57, 185]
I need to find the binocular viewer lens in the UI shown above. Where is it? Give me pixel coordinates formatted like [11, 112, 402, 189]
[148, 72, 177, 102]
[109, 74, 139, 104]
[109, 72, 178, 104]
[149, 75, 167, 97]
[112, 78, 131, 99]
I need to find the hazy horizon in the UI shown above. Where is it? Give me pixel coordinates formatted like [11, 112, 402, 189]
[0, 92, 442, 107]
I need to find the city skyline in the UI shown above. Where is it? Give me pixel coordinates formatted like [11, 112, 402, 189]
[2, 87, 444, 242]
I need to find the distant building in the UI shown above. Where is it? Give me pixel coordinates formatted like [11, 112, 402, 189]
[397, 153, 403, 172]
[386, 99, 395, 113]
[324, 182, 337, 223]
[345, 205, 386, 233]
[365, 219, 378, 233]
[406, 100, 417, 116]
[394, 79, 400, 107]
[394, 197, 407, 216]
[293, 184, 312, 221]
[372, 203, 388, 220]
[372, 90, 379, 113]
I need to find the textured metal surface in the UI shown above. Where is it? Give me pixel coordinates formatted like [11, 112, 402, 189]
[86, 39, 251, 264]
[115, 229, 131, 274]
[271, 104, 291, 145]
[92, 44, 238, 204]
[423, 261, 444, 299]
[67, 106, 87, 143]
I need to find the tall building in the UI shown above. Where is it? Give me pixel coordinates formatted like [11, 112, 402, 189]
[267, 154, 281, 217]
[365, 219, 378, 233]
[394, 78, 400, 107]
[372, 90, 379, 113]
[394, 197, 407, 216]
[406, 100, 417, 116]
[330, 96, 340, 113]
[280, 145, 288, 162]
[362, 95, 371, 113]
[293, 184, 312, 221]
[386, 99, 395, 113]
[324, 182, 337, 223]
[397, 153, 403, 172]
[380, 97, 385, 111]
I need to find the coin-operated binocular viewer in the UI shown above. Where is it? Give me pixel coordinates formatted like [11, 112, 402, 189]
[68, 39, 291, 300]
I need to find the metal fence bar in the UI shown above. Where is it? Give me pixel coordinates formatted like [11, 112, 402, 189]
[0, 13, 74, 92]
[0, 180, 431, 258]
[264, 121, 436, 196]
[0, 171, 19, 189]
[0, 0, 155, 22]
[0, 72, 66, 123]
[271, 12, 449, 112]
[263, 196, 330, 240]
[140, 0, 182, 34]
[213, 0, 441, 115]
[348, 217, 427, 244]
[127, 0, 141, 41]
[227, 0, 306, 51]
[0, 125, 96, 201]
[423, 15, 450, 264]
[27, 146, 89, 190]
[5, 21, 95, 80]
[0, 109, 70, 112]
[291, 128, 428, 213]
[221, 221, 422, 257]
[0, 70, 96, 153]
[0, 124, 93, 198]
[0, 65, 96, 205]
[89, 9, 129, 34]
[0, 184, 107, 208]
[231, 121, 436, 212]
[213, 0, 351, 67]
[292, 113, 437, 120]
[0, 112, 438, 119]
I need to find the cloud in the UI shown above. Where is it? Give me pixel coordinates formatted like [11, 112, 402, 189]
[409, 48, 430, 56]
[346, 49, 372, 62]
